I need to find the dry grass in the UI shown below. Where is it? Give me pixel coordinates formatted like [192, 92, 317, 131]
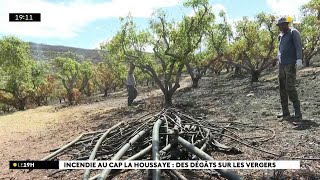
[0, 97, 125, 179]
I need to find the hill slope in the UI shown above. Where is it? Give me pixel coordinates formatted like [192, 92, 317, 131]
[29, 42, 104, 63]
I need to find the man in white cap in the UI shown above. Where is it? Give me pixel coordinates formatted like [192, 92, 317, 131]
[276, 17, 303, 121]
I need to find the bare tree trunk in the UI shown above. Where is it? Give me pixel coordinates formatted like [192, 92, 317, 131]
[79, 78, 88, 95]
[250, 70, 261, 84]
[191, 78, 200, 88]
[36, 97, 41, 106]
[44, 96, 48, 105]
[17, 98, 26, 110]
[103, 88, 109, 97]
[272, 59, 277, 67]
[164, 92, 173, 107]
[305, 58, 310, 67]
[185, 63, 200, 88]
[67, 89, 74, 105]
[234, 67, 241, 77]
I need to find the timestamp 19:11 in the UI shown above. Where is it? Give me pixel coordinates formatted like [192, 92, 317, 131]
[9, 13, 41, 22]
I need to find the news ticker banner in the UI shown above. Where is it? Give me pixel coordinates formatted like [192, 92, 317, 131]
[10, 160, 300, 170]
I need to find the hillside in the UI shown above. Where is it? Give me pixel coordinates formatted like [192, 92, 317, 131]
[29, 42, 104, 63]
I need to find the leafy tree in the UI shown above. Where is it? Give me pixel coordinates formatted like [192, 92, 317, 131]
[53, 81, 67, 104]
[186, 10, 230, 88]
[0, 36, 30, 67]
[100, 43, 128, 92]
[222, 13, 278, 84]
[52, 57, 80, 105]
[110, 0, 213, 105]
[94, 62, 114, 97]
[299, 0, 320, 67]
[78, 60, 95, 96]
[29, 61, 55, 106]
[0, 36, 34, 110]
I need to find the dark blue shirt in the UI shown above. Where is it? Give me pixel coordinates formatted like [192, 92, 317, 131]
[278, 28, 303, 64]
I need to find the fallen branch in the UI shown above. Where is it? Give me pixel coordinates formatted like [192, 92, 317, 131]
[40, 108, 284, 180]
[83, 122, 124, 180]
[97, 128, 151, 180]
[177, 136, 242, 180]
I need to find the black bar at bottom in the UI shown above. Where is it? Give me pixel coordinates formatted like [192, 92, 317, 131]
[9, 161, 59, 169]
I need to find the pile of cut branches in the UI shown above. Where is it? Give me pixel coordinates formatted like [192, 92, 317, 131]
[42, 108, 276, 180]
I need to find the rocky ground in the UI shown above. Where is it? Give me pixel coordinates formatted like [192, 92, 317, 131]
[0, 64, 319, 180]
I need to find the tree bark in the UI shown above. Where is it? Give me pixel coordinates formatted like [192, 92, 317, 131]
[67, 89, 74, 105]
[44, 97, 48, 105]
[305, 58, 310, 67]
[79, 78, 88, 94]
[103, 88, 109, 97]
[164, 92, 173, 107]
[17, 98, 26, 110]
[234, 67, 242, 77]
[191, 78, 200, 88]
[250, 70, 261, 84]
[185, 63, 198, 88]
[36, 97, 41, 106]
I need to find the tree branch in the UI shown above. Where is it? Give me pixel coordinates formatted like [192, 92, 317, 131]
[170, 63, 184, 94]
[221, 59, 251, 72]
[140, 64, 166, 94]
[0, 88, 14, 94]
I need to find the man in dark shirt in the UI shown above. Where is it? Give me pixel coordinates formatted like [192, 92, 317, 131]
[276, 17, 303, 121]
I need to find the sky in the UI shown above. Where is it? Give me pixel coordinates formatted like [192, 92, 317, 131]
[0, 0, 311, 49]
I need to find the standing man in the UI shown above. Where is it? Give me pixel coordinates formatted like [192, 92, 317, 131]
[126, 63, 137, 106]
[276, 17, 303, 121]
